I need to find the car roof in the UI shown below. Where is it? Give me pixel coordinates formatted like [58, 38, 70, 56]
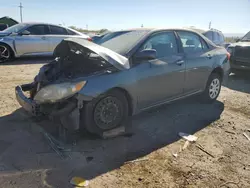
[20, 22, 70, 29]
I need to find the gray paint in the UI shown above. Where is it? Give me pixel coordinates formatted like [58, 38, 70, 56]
[68, 29, 230, 114]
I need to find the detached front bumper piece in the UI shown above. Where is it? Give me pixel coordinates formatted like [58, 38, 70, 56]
[15, 84, 40, 116]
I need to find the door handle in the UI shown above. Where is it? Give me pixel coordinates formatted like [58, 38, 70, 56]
[207, 54, 213, 59]
[41, 36, 46, 40]
[176, 60, 184, 66]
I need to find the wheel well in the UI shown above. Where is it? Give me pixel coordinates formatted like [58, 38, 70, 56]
[0, 42, 14, 57]
[211, 67, 223, 80]
[112, 87, 133, 116]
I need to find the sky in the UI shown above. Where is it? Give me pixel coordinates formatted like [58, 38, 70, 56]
[0, 0, 250, 34]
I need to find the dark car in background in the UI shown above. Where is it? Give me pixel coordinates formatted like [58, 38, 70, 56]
[0, 24, 8, 31]
[227, 31, 250, 73]
[202, 29, 228, 47]
[15, 28, 230, 135]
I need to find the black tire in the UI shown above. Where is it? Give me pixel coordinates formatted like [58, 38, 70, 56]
[201, 73, 222, 103]
[80, 89, 129, 135]
[0, 44, 12, 63]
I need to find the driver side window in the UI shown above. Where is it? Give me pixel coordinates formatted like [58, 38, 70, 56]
[140, 32, 178, 58]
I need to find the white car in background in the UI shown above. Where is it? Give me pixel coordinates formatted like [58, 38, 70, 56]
[0, 23, 91, 63]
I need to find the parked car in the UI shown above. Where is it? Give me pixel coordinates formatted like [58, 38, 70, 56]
[0, 23, 91, 63]
[0, 23, 8, 31]
[227, 31, 250, 72]
[202, 29, 229, 47]
[15, 28, 230, 135]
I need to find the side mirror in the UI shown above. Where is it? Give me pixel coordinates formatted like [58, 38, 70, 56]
[135, 49, 157, 60]
[20, 30, 30, 35]
[235, 39, 240, 42]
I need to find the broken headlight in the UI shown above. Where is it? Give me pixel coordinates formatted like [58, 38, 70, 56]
[34, 81, 86, 104]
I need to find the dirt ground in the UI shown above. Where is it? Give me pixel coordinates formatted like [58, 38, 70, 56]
[0, 58, 249, 188]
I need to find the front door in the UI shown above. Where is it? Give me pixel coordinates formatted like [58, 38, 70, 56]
[134, 31, 185, 109]
[176, 31, 214, 94]
[15, 24, 50, 56]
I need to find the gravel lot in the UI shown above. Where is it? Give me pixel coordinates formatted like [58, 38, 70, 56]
[0, 58, 249, 188]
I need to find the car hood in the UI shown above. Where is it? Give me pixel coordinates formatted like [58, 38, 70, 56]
[228, 41, 250, 48]
[54, 38, 130, 70]
[0, 32, 11, 37]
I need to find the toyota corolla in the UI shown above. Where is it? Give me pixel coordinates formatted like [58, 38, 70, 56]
[15, 28, 230, 135]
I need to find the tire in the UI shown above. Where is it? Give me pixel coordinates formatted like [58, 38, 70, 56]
[80, 90, 129, 135]
[0, 44, 12, 63]
[201, 73, 222, 103]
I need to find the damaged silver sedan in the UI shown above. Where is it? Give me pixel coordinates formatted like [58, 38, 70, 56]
[15, 29, 230, 135]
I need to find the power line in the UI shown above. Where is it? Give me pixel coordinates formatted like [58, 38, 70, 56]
[18, 2, 23, 22]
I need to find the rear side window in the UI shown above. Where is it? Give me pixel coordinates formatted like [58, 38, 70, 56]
[67, 29, 78, 35]
[140, 32, 178, 58]
[177, 31, 208, 54]
[26, 25, 49, 35]
[49, 25, 68, 35]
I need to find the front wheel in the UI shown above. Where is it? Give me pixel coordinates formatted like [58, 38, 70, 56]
[201, 73, 222, 103]
[80, 90, 129, 135]
[0, 44, 12, 63]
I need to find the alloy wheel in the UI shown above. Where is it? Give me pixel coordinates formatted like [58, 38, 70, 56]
[0, 45, 10, 63]
[209, 78, 220, 99]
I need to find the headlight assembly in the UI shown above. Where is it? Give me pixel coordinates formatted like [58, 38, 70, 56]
[34, 81, 86, 104]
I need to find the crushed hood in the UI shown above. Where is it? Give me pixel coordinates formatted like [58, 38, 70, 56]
[54, 38, 130, 70]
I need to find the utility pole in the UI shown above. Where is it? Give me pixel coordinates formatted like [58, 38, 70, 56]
[18, 2, 23, 23]
[209, 21, 211, 29]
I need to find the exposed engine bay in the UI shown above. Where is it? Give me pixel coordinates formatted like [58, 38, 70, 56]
[33, 41, 115, 95]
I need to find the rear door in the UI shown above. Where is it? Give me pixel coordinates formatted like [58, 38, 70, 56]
[15, 24, 50, 56]
[47, 25, 71, 52]
[134, 31, 186, 109]
[176, 31, 213, 94]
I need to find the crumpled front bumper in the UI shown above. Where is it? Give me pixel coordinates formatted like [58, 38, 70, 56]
[15, 84, 40, 116]
[15, 83, 80, 131]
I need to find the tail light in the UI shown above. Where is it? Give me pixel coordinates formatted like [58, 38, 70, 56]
[87, 37, 92, 42]
[226, 52, 231, 60]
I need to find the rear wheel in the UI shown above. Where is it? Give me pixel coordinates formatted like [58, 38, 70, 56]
[201, 73, 222, 103]
[0, 44, 12, 63]
[81, 90, 129, 135]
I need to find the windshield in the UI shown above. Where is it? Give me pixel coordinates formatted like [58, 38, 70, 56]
[100, 30, 149, 55]
[241, 31, 250, 41]
[96, 31, 130, 44]
[2, 23, 28, 33]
